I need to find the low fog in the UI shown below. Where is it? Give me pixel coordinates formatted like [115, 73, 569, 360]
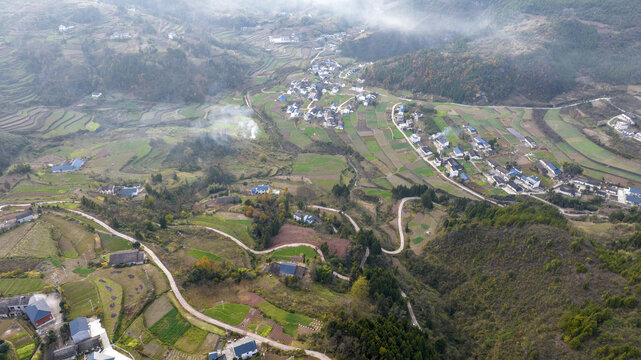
[196, 105, 259, 141]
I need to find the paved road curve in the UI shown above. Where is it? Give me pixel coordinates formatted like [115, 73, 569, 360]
[383, 197, 420, 254]
[61, 210, 332, 360]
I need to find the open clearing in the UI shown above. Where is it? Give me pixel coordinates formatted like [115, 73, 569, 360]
[62, 280, 100, 319]
[149, 308, 191, 344]
[203, 303, 249, 326]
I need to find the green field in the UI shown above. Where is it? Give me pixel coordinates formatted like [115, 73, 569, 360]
[99, 233, 133, 252]
[270, 246, 317, 261]
[0, 278, 44, 296]
[174, 326, 208, 353]
[15, 342, 35, 360]
[413, 164, 435, 177]
[72, 267, 95, 277]
[292, 154, 347, 175]
[203, 303, 249, 326]
[149, 308, 192, 344]
[257, 324, 272, 337]
[362, 188, 393, 202]
[191, 215, 254, 246]
[62, 280, 100, 319]
[187, 249, 222, 262]
[256, 300, 313, 336]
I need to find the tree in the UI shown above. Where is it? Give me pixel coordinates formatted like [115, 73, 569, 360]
[421, 189, 435, 209]
[159, 216, 167, 229]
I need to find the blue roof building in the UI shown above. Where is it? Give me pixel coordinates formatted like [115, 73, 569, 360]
[627, 195, 641, 205]
[52, 158, 84, 173]
[459, 173, 469, 181]
[24, 299, 53, 328]
[452, 147, 464, 157]
[630, 187, 641, 196]
[70, 317, 91, 344]
[251, 185, 270, 195]
[120, 188, 138, 197]
[508, 169, 522, 178]
[279, 262, 297, 276]
[233, 338, 259, 359]
[88, 353, 115, 360]
[277, 94, 287, 101]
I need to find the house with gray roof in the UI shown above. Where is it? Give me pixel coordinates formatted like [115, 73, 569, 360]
[109, 250, 145, 267]
[70, 317, 91, 344]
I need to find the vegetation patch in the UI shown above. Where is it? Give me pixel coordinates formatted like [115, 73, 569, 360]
[270, 246, 317, 261]
[256, 300, 312, 336]
[99, 233, 132, 252]
[203, 303, 249, 326]
[0, 278, 43, 296]
[149, 308, 191, 344]
[62, 280, 100, 319]
[174, 326, 208, 353]
[187, 249, 222, 262]
[72, 267, 95, 277]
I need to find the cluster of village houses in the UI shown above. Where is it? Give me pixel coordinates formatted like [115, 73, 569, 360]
[0, 209, 34, 232]
[394, 105, 641, 207]
[97, 185, 143, 198]
[0, 249, 148, 360]
[609, 113, 641, 142]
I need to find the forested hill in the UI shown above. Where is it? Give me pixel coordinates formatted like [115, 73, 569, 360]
[362, 50, 572, 103]
[354, 0, 641, 103]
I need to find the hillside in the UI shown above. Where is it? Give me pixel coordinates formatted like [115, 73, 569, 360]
[399, 202, 641, 359]
[355, 0, 641, 104]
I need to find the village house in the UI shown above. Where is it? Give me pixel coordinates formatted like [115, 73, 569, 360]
[91, 92, 102, 99]
[52, 158, 85, 173]
[109, 250, 145, 267]
[537, 159, 562, 178]
[419, 145, 433, 157]
[231, 338, 259, 360]
[467, 150, 482, 160]
[251, 184, 270, 195]
[445, 158, 464, 177]
[464, 125, 478, 135]
[557, 186, 577, 198]
[486, 159, 501, 170]
[15, 210, 34, 224]
[293, 210, 319, 225]
[570, 177, 602, 191]
[24, 298, 54, 328]
[473, 137, 492, 152]
[409, 134, 421, 143]
[493, 175, 506, 186]
[432, 134, 450, 153]
[70, 317, 91, 344]
[507, 180, 523, 193]
[452, 147, 464, 158]
[0, 295, 31, 318]
[523, 136, 537, 149]
[267, 262, 307, 279]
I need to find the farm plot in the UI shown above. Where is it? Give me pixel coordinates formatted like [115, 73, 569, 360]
[144, 295, 174, 327]
[203, 303, 249, 326]
[0, 318, 36, 360]
[43, 214, 95, 258]
[269, 246, 317, 261]
[93, 277, 123, 339]
[292, 153, 348, 191]
[545, 109, 641, 178]
[190, 215, 254, 247]
[6, 221, 57, 258]
[187, 249, 222, 262]
[62, 280, 101, 319]
[149, 308, 192, 344]
[0, 278, 44, 296]
[99, 233, 133, 252]
[256, 300, 313, 336]
[174, 327, 208, 353]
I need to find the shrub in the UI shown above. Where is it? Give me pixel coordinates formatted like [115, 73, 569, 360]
[575, 263, 587, 273]
[623, 296, 638, 308]
[605, 295, 623, 308]
[545, 259, 561, 272]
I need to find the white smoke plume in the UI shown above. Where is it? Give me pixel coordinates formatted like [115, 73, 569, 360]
[198, 105, 259, 140]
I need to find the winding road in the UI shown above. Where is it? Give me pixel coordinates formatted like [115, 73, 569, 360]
[1, 195, 423, 348]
